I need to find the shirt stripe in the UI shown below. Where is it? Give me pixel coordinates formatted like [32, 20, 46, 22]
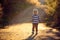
[32, 15, 39, 23]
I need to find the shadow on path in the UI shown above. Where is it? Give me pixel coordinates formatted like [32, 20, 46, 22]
[23, 33, 37, 40]
[23, 29, 60, 40]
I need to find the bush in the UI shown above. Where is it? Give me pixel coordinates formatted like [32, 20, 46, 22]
[45, 0, 57, 14]
[45, 0, 58, 26]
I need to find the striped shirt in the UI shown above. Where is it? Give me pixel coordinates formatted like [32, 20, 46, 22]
[32, 15, 39, 23]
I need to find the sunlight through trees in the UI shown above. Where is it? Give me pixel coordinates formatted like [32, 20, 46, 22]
[45, 0, 57, 15]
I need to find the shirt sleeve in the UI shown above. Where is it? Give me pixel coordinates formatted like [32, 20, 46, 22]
[38, 15, 40, 22]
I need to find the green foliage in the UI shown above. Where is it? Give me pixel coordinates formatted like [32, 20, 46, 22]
[45, 0, 57, 25]
[8, 0, 32, 20]
[46, 0, 57, 15]
[11, 1, 31, 12]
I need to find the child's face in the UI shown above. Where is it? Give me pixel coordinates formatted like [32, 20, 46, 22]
[34, 11, 38, 15]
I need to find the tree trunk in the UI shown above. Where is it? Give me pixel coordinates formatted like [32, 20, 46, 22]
[53, 0, 60, 30]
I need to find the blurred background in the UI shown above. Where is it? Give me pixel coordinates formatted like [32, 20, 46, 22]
[0, 0, 60, 40]
[0, 0, 60, 30]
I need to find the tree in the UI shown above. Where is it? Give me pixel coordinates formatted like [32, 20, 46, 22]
[54, 0, 60, 27]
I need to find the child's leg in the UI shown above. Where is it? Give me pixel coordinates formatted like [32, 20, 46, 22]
[32, 24, 35, 34]
[35, 24, 38, 34]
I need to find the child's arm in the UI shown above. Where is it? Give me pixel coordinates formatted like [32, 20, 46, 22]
[31, 15, 33, 22]
[38, 16, 40, 23]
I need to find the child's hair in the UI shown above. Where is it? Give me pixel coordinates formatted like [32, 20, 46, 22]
[33, 8, 38, 14]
